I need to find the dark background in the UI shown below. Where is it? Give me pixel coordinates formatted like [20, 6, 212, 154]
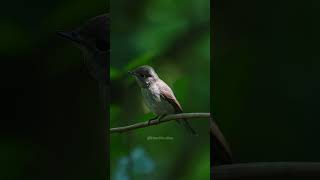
[213, 0, 320, 163]
[3, 0, 320, 179]
[0, 0, 108, 179]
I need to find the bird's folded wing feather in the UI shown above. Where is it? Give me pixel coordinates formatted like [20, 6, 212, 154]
[158, 81, 183, 113]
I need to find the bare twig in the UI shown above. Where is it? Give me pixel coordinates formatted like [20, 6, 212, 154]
[110, 113, 210, 133]
[212, 162, 320, 180]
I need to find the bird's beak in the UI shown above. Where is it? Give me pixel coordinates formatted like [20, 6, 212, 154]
[128, 71, 136, 76]
[56, 31, 80, 44]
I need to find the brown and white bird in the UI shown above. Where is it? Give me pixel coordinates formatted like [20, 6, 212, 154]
[129, 65, 197, 135]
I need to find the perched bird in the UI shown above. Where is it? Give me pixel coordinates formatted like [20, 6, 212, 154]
[129, 65, 197, 135]
[57, 13, 109, 108]
[57, 14, 109, 85]
[57, 14, 109, 171]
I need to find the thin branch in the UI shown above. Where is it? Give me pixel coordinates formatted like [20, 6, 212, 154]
[110, 113, 210, 133]
[211, 119, 233, 164]
[212, 162, 320, 180]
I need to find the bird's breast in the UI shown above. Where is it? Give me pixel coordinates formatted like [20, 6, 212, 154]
[141, 85, 174, 115]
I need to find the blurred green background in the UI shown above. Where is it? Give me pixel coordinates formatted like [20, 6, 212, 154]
[110, 0, 210, 179]
[214, 0, 320, 164]
[0, 0, 107, 179]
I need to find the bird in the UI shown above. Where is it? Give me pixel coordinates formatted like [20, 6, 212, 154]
[57, 14, 109, 85]
[57, 13, 109, 109]
[56, 14, 110, 169]
[129, 65, 197, 135]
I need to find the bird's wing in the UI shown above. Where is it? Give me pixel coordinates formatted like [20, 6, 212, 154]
[158, 81, 183, 113]
[159, 81, 197, 135]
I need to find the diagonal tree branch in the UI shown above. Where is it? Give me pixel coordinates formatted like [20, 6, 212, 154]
[211, 119, 233, 164]
[110, 113, 210, 133]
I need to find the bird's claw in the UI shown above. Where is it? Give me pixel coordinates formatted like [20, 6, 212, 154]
[158, 114, 167, 123]
[148, 116, 159, 125]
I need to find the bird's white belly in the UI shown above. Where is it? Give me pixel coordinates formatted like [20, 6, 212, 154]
[141, 86, 175, 115]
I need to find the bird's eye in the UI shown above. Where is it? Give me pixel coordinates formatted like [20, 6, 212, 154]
[140, 74, 146, 78]
[96, 39, 108, 52]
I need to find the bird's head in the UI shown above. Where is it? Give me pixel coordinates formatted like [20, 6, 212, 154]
[57, 14, 109, 55]
[129, 65, 159, 88]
